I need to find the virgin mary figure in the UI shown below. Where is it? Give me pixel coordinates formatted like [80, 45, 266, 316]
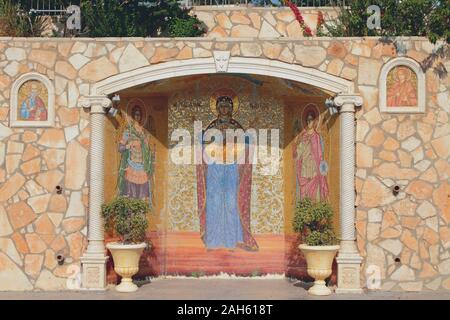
[196, 92, 258, 251]
[118, 102, 154, 207]
[293, 103, 329, 201]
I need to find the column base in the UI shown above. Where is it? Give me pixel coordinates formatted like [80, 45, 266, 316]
[336, 241, 364, 294]
[80, 253, 109, 290]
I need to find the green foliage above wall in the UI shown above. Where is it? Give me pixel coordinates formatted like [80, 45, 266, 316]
[0, 0, 207, 37]
[80, 0, 206, 37]
[168, 16, 206, 37]
[0, 0, 48, 37]
[320, 0, 449, 43]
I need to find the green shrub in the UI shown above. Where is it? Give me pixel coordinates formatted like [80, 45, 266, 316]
[80, 0, 206, 38]
[0, 0, 48, 37]
[102, 196, 149, 244]
[320, 0, 449, 44]
[293, 198, 337, 246]
[168, 16, 206, 37]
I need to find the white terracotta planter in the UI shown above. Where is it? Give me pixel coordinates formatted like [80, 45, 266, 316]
[106, 242, 147, 293]
[299, 244, 340, 296]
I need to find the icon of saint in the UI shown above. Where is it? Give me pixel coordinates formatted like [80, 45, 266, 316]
[19, 83, 47, 121]
[118, 104, 154, 207]
[387, 66, 417, 107]
[293, 104, 329, 201]
[197, 93, 258, 251]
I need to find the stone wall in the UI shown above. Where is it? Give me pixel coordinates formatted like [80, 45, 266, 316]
[0, 36, 448, 291]
[0, 40, 91, 290]
[192, 6, 339, 38]
[355, 58, 450, 290]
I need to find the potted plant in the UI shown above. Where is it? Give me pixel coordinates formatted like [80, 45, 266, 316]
[294, 198, 339, 296]
[102, 196, 149, 292]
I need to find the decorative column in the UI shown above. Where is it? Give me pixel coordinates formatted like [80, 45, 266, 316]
[333, 94, 364, 294]
[78, 96, 111, 290]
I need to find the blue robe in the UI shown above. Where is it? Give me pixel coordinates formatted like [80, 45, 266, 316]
[20, 97, 35, 119]
[204, 162, 244, 249]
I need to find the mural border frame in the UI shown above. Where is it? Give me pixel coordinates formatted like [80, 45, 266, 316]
[379, 57, 426, 114]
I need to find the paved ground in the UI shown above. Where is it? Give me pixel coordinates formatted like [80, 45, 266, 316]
[0, 278, 449, 300]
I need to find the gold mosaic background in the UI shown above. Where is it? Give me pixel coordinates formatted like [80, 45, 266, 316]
[167, 76, 285, 234]
[387, 66, 418, 89]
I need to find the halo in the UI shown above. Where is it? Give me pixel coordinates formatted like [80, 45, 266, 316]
[209, 88, 239, 116]
[300, 103, 320, 130]
[22, 80, 46, 98]
[393, 66, 412, 82]
[126, 98, 147, 127]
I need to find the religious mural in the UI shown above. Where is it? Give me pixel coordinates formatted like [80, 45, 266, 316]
[386, 66, 418, 107]
[292, 103, 329, 202]
[196, 90, 258, 251]
[101, 75, 339, 276]
[117, 98, 155, 207]
[167, 76, 284, 236]
[165, 76, 285, 274]
[18, 80, 48, 121]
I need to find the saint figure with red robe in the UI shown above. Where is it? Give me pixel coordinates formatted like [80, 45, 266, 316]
[387, 67, 417, 107]
[293, 104, 329, 201]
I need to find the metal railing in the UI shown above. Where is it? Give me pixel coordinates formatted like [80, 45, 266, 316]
[26, 1, 75, 16]
[24, 0, 345, 15]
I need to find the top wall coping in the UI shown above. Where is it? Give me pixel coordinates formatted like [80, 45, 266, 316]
[191, 5, 339, 11]
[0, 36, 434, 42]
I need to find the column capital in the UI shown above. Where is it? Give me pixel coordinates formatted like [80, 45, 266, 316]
[78, 95, 111, 113]
[334, 94, 363, 113]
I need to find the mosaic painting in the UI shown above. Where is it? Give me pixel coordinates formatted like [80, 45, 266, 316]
[292, 103, 330, 202]
[386, 66, 418, 107]
[168, 76, 284, 236]
[117, 98, 155, 208]
[18, 80, 48, 121]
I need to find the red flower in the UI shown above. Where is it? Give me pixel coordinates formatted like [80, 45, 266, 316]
[286, 0, 312, 37]
[317, 11, 325, 28]
[304, 26, 313, 36]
